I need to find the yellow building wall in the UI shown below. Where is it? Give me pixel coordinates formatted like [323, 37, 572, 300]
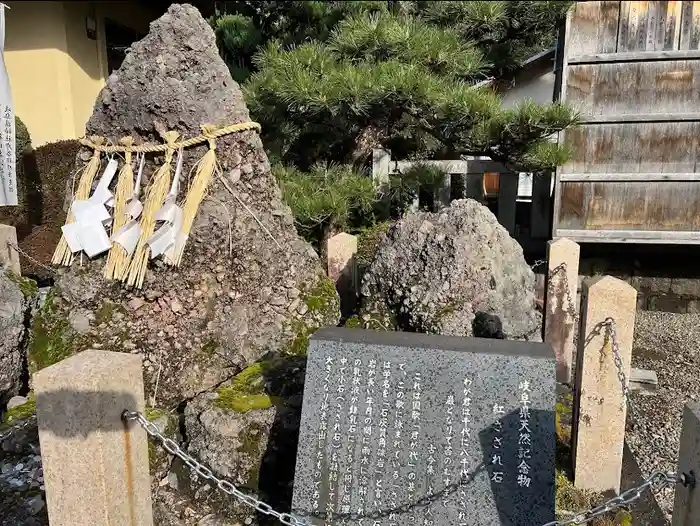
[5, 1, 74, 146]
[5, 0, 156, 147]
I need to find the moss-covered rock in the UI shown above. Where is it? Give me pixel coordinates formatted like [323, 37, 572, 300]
[355, 220, 393, 270]
[214, 361, 276, 413]
[28, 288, 84, 372]
[282, 275, 340, 355]
[0, 393, 35, 430]
[5, 270, 38, 299]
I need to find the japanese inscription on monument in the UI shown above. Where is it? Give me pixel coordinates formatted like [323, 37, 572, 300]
[292, 328, 556, 526]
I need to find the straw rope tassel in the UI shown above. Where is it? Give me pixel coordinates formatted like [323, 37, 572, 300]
[103, 137, 135, 280]
[51, 136, 105, 266]
[124, 131, 179, 289]
[168, 124, 219, 267]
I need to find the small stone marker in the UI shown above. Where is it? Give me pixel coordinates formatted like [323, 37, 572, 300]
[672, 403, 700, 526]
[572, 276, 637, 494]
[544, 237, 580, 383]
[34, 350, 153, 526]
[292, 328, 556, 525]
[327, 233, 358, 289]
[0, 223, 21, 275]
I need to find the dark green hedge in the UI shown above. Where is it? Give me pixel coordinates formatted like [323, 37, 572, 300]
[0, 137, 80, 278]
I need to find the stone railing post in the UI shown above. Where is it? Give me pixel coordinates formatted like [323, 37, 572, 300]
[543, 237, 580, 383]
[0, 224, 21, 275]
[372, 148, 391, 189]
[672, 403, 700, 525]
[572, 276, 637, 494]
[34, 349, 153, 526]
[327, 232, 359, 314]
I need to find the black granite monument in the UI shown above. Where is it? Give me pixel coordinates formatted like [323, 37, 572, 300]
[291, 328, 556, 526]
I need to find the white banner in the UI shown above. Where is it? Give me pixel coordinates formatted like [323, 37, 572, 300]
[0, 4, 16, 206]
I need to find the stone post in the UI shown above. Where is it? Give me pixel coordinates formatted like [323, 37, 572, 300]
[672, 403, 700, 525]
[436, 173, 452, 209]
[327, 232, 358, 316]
[572, 276, 637, 494]
[372, 149, 391, 189]
[34, 350, 153, 526]
[544, 237, 580, 383]
[0, 224, 21, 275]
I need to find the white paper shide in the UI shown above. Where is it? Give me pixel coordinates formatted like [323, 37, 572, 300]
[61, 159, 118, 258]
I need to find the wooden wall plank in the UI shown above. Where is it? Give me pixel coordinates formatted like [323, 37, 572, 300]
[669, 1, 684, 49]
[637, 2, 650, 50]
[648, 1, 661, 49]
[556, 181, 700, 231]
[625, 1, 642, 51]
[568, 1, 622, 56]
[561, 122, 700, 174]
[566, 60, 700, 116]
[679, 0, 694, 48]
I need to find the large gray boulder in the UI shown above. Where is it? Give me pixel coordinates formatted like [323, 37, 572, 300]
[47, 3, 339, 405]
[41, 4, 339, 524]
[0, 271, 26, 410]
[360, 199, 540, 339]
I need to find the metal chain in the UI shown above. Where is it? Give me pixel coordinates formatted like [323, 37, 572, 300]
[547, 263, 578, 321]
[126, 409, 694, 526]
[122, 410, 310, 526]
[0, 414, 37, 444]
[6, 241, 56, 275]
[543, 471, 687, 526]
[604, 317, 637, 424]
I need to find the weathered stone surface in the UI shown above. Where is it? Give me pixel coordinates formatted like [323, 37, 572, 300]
[0, 271, 27, 409]
[360, 199, 539, 339]
[49, 3, 339, 408]
[183, 355, 306, 524]
[293, 328, 556, 525]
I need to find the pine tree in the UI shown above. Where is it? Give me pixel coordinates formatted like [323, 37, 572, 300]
[214, 1, 575, 170]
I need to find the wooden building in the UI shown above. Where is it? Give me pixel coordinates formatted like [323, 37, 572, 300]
[553, 0, 700, 244]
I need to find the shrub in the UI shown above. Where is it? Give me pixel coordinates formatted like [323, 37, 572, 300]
[274, 162, 377, 249]
[0, 139, 80, 278]
[15, 116, 31, 160]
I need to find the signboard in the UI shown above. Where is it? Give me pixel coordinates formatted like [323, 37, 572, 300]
[0, 4, 16, 206]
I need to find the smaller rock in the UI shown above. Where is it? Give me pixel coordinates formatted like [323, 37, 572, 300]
[6, 396, 28, 410]
[128, 298, 145, 311]
[68, 309, 91, 334]
[28, 496, 45, 515]
[170, 299, 184, 314]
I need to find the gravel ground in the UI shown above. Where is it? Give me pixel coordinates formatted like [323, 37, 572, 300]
[627, 311, 700, 523]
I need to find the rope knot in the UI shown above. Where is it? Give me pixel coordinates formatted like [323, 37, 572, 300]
[201, 124, 218, 151]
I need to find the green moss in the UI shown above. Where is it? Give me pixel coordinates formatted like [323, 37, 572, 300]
[343, 315, 362, 328]
[1, 393, 36, 430]
[5, 270, 38, 298]
[355, 221, 392, 268]
[555, 470, 621, 525]
[284, 318, 315, 356]
[302, 276, 338, 319]
[214, 361, 277, 413]
[95, 300, 125, 325]
[28, 289, 82, 372]
[433, 300, 464, 323]
[281, 276, 339, 356]
[201, 339, 220, 357]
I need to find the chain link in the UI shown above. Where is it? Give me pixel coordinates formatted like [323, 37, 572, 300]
[543, 471, 684, 526]
[6, 241, 56, 275]
[123, 411, 310, 526]
[126, 408, 692, 526]
[0, 414, 37, 444]
[604, 317, 638, 425]
[547, 263, 578, 321]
